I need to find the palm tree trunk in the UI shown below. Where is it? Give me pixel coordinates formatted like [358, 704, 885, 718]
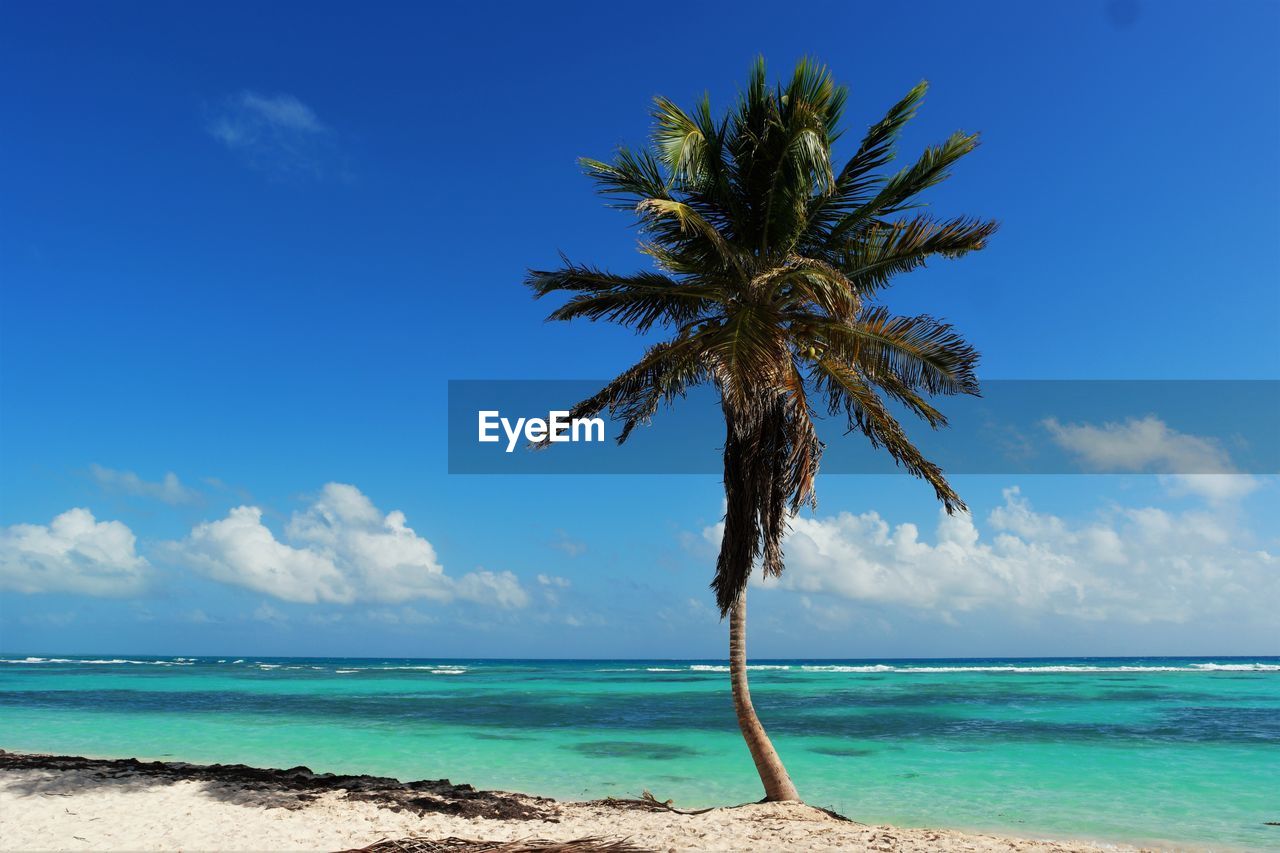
[729, 586, 800, 802]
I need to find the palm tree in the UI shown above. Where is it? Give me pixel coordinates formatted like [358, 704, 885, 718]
[528, 58, 995, 803]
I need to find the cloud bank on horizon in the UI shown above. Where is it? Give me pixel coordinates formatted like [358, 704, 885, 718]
[2, 416, 1274, 644]
[2, 483, 528, 612]
[729, 486, 1274, 625]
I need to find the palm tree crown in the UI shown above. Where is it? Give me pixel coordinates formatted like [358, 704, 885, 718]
[529, 58, 995, 616]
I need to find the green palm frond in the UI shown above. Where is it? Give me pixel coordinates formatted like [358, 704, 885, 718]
[824, 130, 981, 247]
[832, 215, 998, 295]
[804, 80, 928, 242]
[539, 333, 713, 446]
[635, 198, 745, 275]
[759, 256, 860, 322]
[811, 357, 966, 513]
[758, 59, 847, 256]
[653, 95, 711, 186]
[526, 262, 722, 332]
[809, 307, 980, 396]
[580, 148, 669, 209]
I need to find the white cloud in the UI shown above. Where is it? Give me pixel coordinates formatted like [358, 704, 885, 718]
[237, 92, 324, 133]
[698, 487, 1275, 624]
[456, 570, 530, 609]
[169, 483, 528, 609]
[1159, 474, 1259, 504]
[181, 506, 352, 604]
[0, 508, 150, 596]
[1043, 415, 1257, 502]
[209, 92, 325, 144]
[207, 91, 332, 177]
[549, 532, 587, 558]
[90, 464, 200, 505]
[284, 483, 451, 604]
[535, 573, 572, 606]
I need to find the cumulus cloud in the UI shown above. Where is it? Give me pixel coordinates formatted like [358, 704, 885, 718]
[456, 570, 530, 609]
[284, 483, 452, 603]
[90, 464, 200, 505]
[207, 91, 333, 177]
[0, 508, 150, 596]
[1043, 415, 1257, 502]
[169, 483, 528, 608]
[697, 487, 1275, 624]
[180, 505, 352, 604]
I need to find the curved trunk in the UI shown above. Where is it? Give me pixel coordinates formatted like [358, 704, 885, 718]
[729, 586, 800, 802]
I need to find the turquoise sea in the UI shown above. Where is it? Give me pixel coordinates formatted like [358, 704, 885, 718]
[1, 656, 1277, 849]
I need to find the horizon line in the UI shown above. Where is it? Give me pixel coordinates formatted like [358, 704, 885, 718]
[5, 652, 1278, 662]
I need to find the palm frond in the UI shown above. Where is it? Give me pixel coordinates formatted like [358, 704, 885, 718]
[541, 334, 712, 447]
[527, 262, 721, 332]
[804, 81, 928, 242]
[635, 198, 744, 275]
[810, 307, 980, 396]
[811, 358, 966, 513]
[824, 130, 980, 246]
[653, 95, 711, 186]
[580, 148, 669, 209]
[759, 59, 846, 256]
[759, 256, 860, 322]
[833, 215, 998, 295]
[705, 303, 789, 413]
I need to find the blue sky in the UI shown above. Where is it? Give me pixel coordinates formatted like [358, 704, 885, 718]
[2, 1, 1277, 658]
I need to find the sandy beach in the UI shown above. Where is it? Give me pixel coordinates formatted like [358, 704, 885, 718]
[0, 751, 1152, 853]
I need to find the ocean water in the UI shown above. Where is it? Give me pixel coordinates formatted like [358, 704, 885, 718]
[1, 657, 1277, 849]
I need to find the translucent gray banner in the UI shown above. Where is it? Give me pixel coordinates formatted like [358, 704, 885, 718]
[447, 380, 1279, 476]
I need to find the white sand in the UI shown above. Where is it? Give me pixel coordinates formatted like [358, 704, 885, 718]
[0, 766, 1151, 853]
